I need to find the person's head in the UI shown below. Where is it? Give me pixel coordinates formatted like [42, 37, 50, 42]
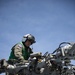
[22, 34, 36, 47]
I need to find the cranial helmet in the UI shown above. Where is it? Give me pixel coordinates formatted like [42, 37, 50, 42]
[22, 34, 36, 44]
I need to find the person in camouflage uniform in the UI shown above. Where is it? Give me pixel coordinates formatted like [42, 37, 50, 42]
[6, 34, 36, 75]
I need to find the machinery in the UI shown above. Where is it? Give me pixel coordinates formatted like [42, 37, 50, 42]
[0, 42, 75, 75]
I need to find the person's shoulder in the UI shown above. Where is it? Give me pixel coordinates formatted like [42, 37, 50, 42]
[13, 42, 23, 48]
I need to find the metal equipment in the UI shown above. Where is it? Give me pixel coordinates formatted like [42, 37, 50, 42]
[0, 42, 75, 75]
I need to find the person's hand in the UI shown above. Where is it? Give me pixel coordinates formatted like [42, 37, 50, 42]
[23, 60, 28, 63]
[20, 60, 28, 64]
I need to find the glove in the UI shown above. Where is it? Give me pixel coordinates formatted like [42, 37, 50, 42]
[20, 60, 28, 63]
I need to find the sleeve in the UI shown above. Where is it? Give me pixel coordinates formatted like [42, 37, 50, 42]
[13, 44, 24, 61]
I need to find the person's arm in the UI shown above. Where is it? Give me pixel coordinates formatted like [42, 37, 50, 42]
[14, 44, 24, 61]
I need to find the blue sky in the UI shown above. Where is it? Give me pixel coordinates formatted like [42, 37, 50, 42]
[0, 0, 75, 74]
